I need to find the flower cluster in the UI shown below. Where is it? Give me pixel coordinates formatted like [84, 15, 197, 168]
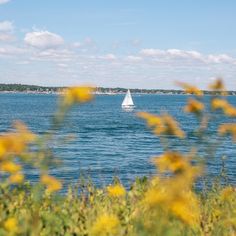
[211, 98, 236, 117]
[62, 86, 94, 106]
[107, 183, 126, 197]
[91, 214, 120, 236]
[138, 112, 185, 138]
[184, 98, 205, 114]
[177, 82, 203, 96]
[0, 121, 36, 184]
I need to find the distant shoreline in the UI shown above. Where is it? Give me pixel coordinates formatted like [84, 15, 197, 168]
[1, 91, 236, 96]
[0, 84, 236, 95]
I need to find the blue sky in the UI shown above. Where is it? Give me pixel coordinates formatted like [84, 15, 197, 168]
[0, 0, 236, 89]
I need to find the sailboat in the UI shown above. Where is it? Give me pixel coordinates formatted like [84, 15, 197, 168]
[121, 89, 135, 109]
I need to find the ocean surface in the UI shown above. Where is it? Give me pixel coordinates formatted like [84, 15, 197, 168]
[0, 93, 236, 188]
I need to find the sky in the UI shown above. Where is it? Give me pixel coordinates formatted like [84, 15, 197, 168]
[0, 0, 236, 89]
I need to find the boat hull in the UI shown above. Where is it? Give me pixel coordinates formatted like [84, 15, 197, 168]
[122, 105, 134, 108]
[121, 105, 135, 110]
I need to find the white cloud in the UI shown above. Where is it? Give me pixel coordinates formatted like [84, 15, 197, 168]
[71, 38, 98, 53]
[1, 35, 236, 89]
[140, 48, 236, 65]
[57, 63, 69, 68]
[0, 33, 14, 41]
[140, 48, 203, 60]
[207, 54, 234, 64]
[72, 42, 81, 48]
[140, 48, 165, 57]
[31, 49, 75, 62]
[0, 0, 10, 5]
[16, 60, 30, 65]
[0, 21, 13, 31]
[167, 49, 202, 59]
[0, 21, 14, 42]
[0, 46, 26, 56]
[24, 31, 64, 49]
[126, 55, 142, 62]
[101, 54, 116, 60]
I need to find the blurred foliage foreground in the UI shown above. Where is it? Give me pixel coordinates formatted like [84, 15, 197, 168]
[0, 81, 235, 236]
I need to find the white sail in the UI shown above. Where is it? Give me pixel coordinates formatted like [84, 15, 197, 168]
[122, 89, 134, 108]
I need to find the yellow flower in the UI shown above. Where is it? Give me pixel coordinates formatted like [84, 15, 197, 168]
[209, 78, 225, 90]
[162, 114, 186, 138]
[209, 78, 227, 95]
[4, 217, 18, 232]
[0, 139, 6, 158]
[143, 180, 200, 226]
[211, 98, 228, 110]
[14, 121, 36, 143]
[1, 161, 21, 173]
[138, 112, 185, 138]
[177, 82, 203, 96]
[170, 192, 200, 226]
[224, 105, 236, 117]
[91, 214, 119, 236]
[41, 174, 62, 193]
[143, 187, 167, 207]
[220, 186, 235, 201]
[211, 98, 236, 117]
[153, 151, 189, 173]
[0, 122, 36, 156]
[62, 86, 94, 106]
[218, 123, 236, 141]
[137, 112, 163, 127]
[184, 98, 205, 114]
[107, 184, 126, 197]
[9, 173, 24, 184]
[0, 135, 24, 155]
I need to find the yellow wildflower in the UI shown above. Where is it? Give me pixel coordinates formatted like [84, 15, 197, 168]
[153, 151, 189, 173]
[0, 139, 6, 158]
[209, 78, 227, 95]
[177, 82, 203, 96]
[14, 121, 36, 143]
[184, 98, 205, 114]
[211, 98, 228, 110]
[137, 112, 163, 127]
[211, 98, 236, 117]
[138, 112, 185, 138]
[62, 86, 94, 106]
[107, 184, 126, 197]
[170, 192, 200, 226]
[41, 174, 62, 193]
[220, 186, 235, 201]
[143, 187, 167, 207]
[209, 78, 225, 90]
[218, 123, 236, 141]
[143, 147, 201, 226]
[91, 214, 119, 236]
[9, 173, 24, 184]
[0, 122, 36, 156]
[1, 161, 21, 173]
[143, 178, 200, 226]
[0, 135, 24, 155]
[224, 105, 236, 117]
[4, 217, 18, 232]
[224, 218, 236, 228]
[162, 114, 186, 138]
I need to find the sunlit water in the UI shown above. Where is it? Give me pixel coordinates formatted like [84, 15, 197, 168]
[0, 93, 235, 188]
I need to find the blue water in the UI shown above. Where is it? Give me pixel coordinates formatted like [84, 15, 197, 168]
[0, 94, 235, 188]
